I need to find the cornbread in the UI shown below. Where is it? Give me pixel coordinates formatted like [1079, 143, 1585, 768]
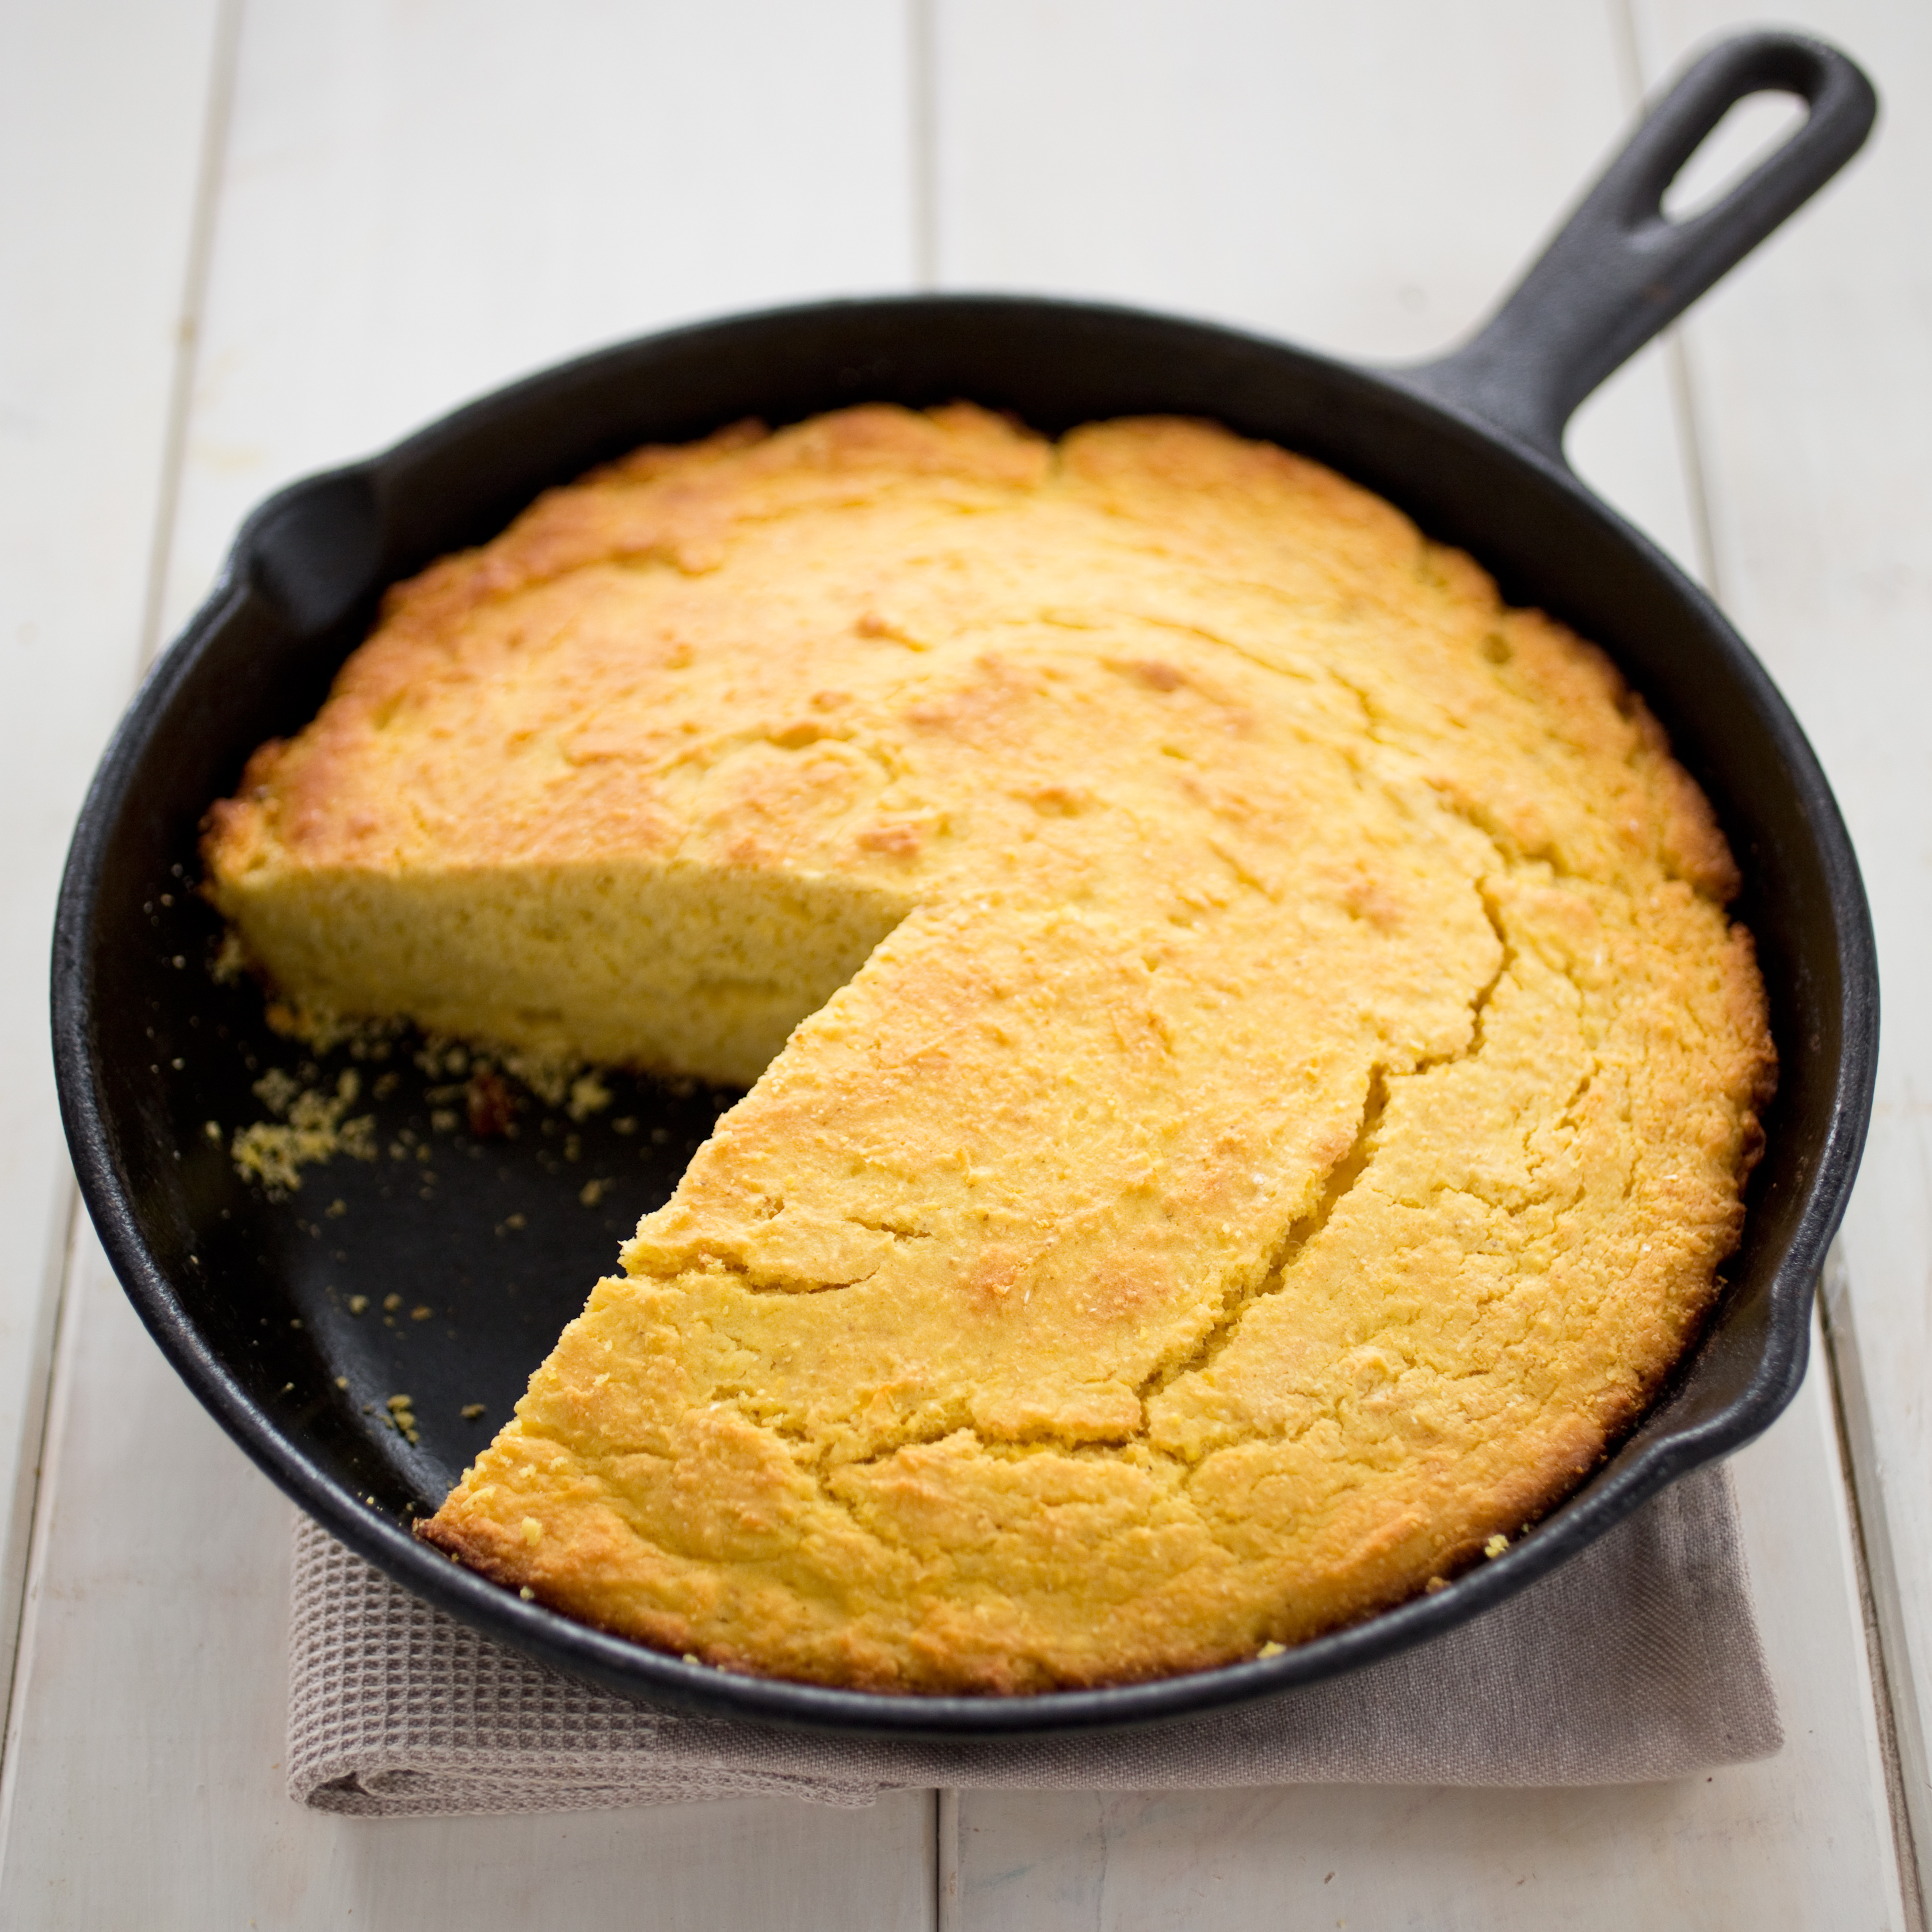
[204, 404, 1774, 1692]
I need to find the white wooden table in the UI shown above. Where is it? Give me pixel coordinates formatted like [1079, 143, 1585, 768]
[0, 3, 1926, 1925]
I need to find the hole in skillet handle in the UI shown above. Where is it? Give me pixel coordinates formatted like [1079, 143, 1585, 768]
[1402, 29, 1876, 459]
[1662, 91, 1809, 223]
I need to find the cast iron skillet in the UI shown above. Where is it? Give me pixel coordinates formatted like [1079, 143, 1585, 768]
[54, 31, 1879, 1739]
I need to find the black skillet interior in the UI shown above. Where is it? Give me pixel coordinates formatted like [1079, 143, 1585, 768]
[54, 32, 1878, 1737]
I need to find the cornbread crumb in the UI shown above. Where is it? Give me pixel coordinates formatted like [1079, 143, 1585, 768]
[386, 1393, 420, 1445]
[503, 1048, 573, 1108]
[347, 1294, 368, 1315]
[253, 1068, 300, 1115]
[228, 1070, 375, 1194]
[383, 1293, 402, 1313]
[1484, 1534, 1510, 1559]
[1257, 1641, 1286, 1660]
[211, 929, 247, 983]
[414, 1037, 467, 1078]
[567, 1073, 613, 1122]
[580, 1178, 608, 1207]
[410, 1305, 433, 1321]
[462, 1403, 486, 1420]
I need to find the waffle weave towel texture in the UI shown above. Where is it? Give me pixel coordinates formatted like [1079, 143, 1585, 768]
[288, 1464, 1780, 1816]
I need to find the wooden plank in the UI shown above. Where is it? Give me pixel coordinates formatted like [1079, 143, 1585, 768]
[932, 1, 1909, 1922]
[1630, 0, 1932, 1904]
[1, 1, 935, 1921]
[929, 0, 1706, 577]
[0, 0, 231, 1705]
[0, 1233, 935, 1931]
[948, 1350, 1905, 1931]
[157, 0, 923, 638]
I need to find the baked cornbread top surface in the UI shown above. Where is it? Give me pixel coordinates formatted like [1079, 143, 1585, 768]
[207, 405, 1774, 1692]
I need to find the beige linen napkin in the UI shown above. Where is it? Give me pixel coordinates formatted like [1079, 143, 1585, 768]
[288, 1463, 1779, 1815]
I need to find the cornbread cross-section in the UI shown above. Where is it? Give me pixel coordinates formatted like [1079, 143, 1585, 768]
[204, 405, 1774, 1691]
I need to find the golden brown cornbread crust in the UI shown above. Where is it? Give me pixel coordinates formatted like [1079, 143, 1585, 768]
[205, 405, 1774, 1693]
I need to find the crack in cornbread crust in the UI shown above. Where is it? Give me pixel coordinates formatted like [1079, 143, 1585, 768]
[204, 404, 1774, 1692]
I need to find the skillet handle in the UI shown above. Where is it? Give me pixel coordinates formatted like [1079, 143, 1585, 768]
[1404, 31, 1876, 461]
